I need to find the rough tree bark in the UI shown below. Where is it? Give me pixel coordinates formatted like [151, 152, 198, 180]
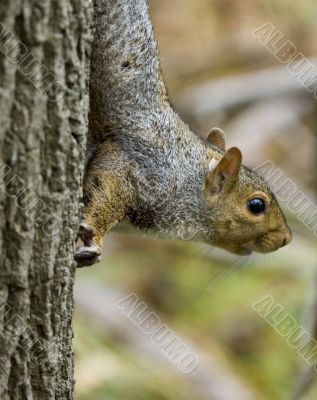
[0, 0, 91, 399]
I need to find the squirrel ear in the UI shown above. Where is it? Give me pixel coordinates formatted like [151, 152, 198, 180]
[207, 147, 242, 194]
[207, 127, 226, 152]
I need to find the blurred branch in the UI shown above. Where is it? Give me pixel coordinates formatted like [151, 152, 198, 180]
[75, 281, 264, 400]
[176, 58, 317, 117]
[225, 95, 315, 165]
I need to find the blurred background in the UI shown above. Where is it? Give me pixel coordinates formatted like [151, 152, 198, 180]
[75, 1, 317, 399]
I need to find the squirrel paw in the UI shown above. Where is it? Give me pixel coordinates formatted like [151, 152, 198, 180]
[74, 245, 101, 268]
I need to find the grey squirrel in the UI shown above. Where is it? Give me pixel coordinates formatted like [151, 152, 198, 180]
[75, 0, 292, 267]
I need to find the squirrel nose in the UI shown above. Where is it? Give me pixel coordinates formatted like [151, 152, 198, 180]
[281, 227, 292, 247]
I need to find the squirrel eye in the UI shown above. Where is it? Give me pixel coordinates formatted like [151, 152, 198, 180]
[248, 198, 266, 214]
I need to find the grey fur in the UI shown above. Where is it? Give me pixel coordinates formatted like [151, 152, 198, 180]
[89, 0, 217, 240]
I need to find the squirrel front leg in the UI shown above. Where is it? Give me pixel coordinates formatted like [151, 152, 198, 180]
[75, 170, 131, 267]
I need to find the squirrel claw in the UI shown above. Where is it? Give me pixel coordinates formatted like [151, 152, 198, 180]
[74, 245, 101, 268]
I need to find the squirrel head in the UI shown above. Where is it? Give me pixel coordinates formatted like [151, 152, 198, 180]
[203, 128, 292, 255]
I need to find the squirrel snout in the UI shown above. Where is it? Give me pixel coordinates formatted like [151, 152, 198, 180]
[281, 227, 292, 247]
[253, 226, 293, 254]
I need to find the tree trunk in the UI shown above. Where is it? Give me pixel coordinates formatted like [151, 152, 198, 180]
[0, 0, 91, 398]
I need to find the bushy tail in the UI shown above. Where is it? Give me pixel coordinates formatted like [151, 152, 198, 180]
[88, 0, 168, 150]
